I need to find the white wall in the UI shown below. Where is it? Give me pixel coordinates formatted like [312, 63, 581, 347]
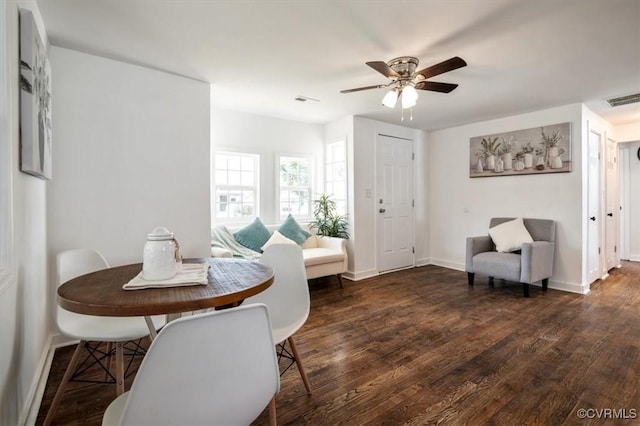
[615, 121, 640, 142]
[0, 2, 51, 425]
[210, 107, 324, 225]
[48, 47, 211, 270]
[429, 104, 585, 292]
[324, 116, 355, 273]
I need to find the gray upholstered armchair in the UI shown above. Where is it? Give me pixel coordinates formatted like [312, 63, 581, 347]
[465, 217, 556, 297]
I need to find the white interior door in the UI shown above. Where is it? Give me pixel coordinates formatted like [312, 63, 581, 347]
[587, 127, 601, 284]
[605, 137, 618, 271]
[376, 134, 414, 273]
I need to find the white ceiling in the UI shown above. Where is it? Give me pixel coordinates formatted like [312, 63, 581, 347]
[36, 0, 640, 131]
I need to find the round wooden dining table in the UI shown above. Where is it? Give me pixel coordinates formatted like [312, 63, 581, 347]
[58, 257, 274, 324]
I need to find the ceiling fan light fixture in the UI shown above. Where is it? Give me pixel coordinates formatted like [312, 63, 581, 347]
[401, 85, 418, 109]
[382, 89, 399, 108]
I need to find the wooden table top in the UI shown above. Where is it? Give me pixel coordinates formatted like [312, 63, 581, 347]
[57, 258, 274, 317]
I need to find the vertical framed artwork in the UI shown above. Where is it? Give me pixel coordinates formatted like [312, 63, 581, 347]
[469, 122, 571, 178]
[19, 9, 52, 179]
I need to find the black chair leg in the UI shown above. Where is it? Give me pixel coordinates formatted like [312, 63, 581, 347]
[542, 278, 548, 291]
[467, 272, 474, 286]
[523, 283, 530, 297]
[488, 276, 494, 287]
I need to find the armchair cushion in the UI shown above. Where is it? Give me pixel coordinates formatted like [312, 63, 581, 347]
[488, 217, 533, 253]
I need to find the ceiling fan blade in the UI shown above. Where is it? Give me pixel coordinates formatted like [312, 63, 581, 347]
[415, 81, 459, 93]
[415, 56, 467, 80]
[366, 61, 401, 78]
[340, 84, 387, 94]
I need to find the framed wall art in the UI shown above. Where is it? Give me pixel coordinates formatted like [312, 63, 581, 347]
[469, 122, 571, 178]
[19, 9, 52, 179]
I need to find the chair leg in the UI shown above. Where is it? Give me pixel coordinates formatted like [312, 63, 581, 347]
[115, 342, 125, 395]
[336, 274, 344, 289]
[287, 337, 312, 395]
[488, 276, 494, 287]
[44, 341, 87, 426]
[268, 396, 277, 426]
[105, 342, 114, 382]
[542, 278, 549, 291]
[523, 283, 530, 297]
[467, 272, 474, 286]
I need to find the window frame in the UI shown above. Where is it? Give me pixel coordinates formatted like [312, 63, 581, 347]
[276, 153, 315, 221]
[324, 139, 347, 216]
[212, 151, 260, 225]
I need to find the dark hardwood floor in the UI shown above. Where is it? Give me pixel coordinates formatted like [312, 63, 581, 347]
[37, 262, 640, 425]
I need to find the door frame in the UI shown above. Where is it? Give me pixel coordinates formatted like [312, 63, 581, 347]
[375, 133, 415, 274]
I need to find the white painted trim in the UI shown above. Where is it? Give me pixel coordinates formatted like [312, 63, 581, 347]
[628, 255, 640, 262]
[415, 257, 430, 267]
[343, 268, 378, 281]
[547, 279, 590, 295]
[21, 334, 54, 426]
[429, 258, 465, 272]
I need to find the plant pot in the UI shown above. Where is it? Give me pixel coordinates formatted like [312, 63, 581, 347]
[494, 157, 504, 173]
[485, 154, 495, 170]
[514, 160, 525, 171]
[502, 152, 513, 170]
[550, 155, 563, 169]
[524, 153, 533, 168]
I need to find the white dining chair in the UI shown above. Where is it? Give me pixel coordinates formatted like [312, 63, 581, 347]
[245, 244, 313, 395]
[102, 303, 280, 426]
[44, 249, 165, 426]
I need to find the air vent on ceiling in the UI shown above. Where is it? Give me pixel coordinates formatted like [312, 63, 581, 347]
[294, 95, 319, 102]
[606, 93, 640, 107]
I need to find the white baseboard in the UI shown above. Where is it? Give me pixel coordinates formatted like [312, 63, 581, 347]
[22, 333, 54, 426]
[415, 257, 430, 267]
[429, 257, 465, 272]
[343, 268, 378, 281]
[628, 255, 640, 262]
[547, 279, 589, 295]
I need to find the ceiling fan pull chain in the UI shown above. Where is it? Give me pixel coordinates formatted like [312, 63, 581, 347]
[401, 108, 404, 122]
[410, 107, 414, 121]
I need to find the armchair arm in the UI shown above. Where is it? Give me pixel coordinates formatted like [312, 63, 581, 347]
[520, 241, 555, 283]
[465, 236, 493, 272]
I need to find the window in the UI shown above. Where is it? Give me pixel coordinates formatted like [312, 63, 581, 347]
[278, 155, 313, 219]
[213, 152, 259, 222]
[325, 140, 347, 214]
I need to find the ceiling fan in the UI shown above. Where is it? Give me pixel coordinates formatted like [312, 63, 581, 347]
[340, 56, 467, 109]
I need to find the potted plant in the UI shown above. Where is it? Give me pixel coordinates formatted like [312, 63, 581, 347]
[513, 151, 525, 171]
[311, 193, 350, 239]
[540, 127, 563, 167]
[519, 142, 535, 168]
[479, 136, 501, 170]
[499, 136, 516, 170]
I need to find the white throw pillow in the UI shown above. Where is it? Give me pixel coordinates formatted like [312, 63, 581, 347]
[488, 218, 534, 253]
[261, 230, 297, 251]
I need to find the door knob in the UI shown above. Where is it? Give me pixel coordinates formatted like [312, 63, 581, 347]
[590, 216, 596, 221]
[607, 213, 613, 217]
[379, 208, 386, 213]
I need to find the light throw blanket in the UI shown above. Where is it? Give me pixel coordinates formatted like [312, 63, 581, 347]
[211, 225, 261, 259]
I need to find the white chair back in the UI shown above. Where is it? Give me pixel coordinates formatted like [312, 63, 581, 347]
[111, 303, 279, 426]
[246, 244, 310, 342]
[57, 248, 110, 287]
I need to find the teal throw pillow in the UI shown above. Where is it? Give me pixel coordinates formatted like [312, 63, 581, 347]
[278, 214, 311, 245]
[233, 218, 271, 252]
